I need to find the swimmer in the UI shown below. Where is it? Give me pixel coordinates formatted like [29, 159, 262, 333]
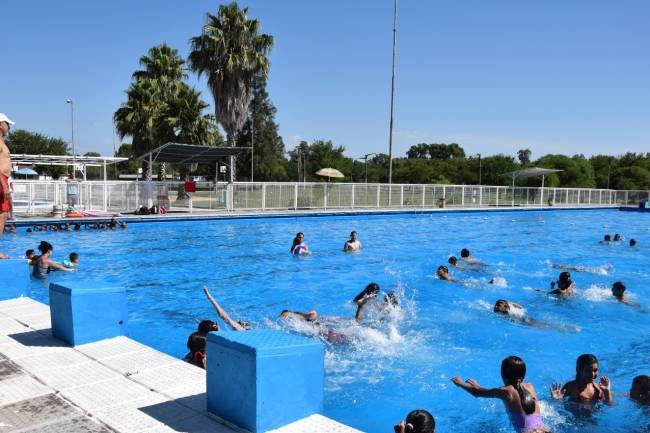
[119, 221, 128, 229]
[74, 223, 81, 231]
[629, 238, 637, 247]
[452, 356, 550, 433]
[613, 233, 623, 242]
[343, 230, 362, 252]
[494, 300, 577, 331]
[184, 332, 207, 369]
[549, 271, 575, 298]
[25, 249, 35, 265]
[202, 286, 249, 331]
[290, 232, 309, 255]
[600, 234, 612, 244]
[630, 375, 649, 404]
[5, 223, 16, 233]
[460, 248, 484, 265]
[279, 309, 348, 344]
[611, 281, 637, 306]
[551, 353, 612, 405]
[63, 252, 79, 268]
[352, 283, 399, 321]
[393, 409, 435, 433]
[31, 241, 74, 278]
[62, 222, 71, 231]
[436, 265, 456, 282]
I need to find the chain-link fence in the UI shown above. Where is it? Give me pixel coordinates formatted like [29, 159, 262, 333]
[10, 180, 650, 216]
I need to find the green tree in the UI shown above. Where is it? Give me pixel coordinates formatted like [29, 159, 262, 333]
[189, 2, 273, 182]
[610, 166, 650, 190]
[287, 140, 349, 182]
[590, 155, 618, 189]
[5, 129, 69, 178]
[517, 148, 532, 166]
[236, 76, 287, 181]
[535, 154, 596, 187]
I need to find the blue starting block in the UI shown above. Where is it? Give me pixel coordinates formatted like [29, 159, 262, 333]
[206, 329, 324, 433]
[49, 283, 127, 346]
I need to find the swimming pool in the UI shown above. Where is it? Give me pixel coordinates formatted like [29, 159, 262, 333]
[4, 209, 649, 433]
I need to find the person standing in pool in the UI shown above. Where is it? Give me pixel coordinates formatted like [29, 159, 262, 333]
[31, 241, 75, 278]
[548, 271, 575, 298]
[343, 230, 362, 252]
[551, 353, 613, 405]
[202, 286, 249, 331]
[290, 232, 309, 255]
[452, 356, 550, 433]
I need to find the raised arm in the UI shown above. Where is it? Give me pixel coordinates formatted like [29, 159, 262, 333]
[203, 286, 245, 331]
[451, 377, 508, 399]
[599, 376, 613, 404]
[354, 295, 373, 322]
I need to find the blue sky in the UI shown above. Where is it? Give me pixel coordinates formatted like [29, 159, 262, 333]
[4, 1, 649, 160]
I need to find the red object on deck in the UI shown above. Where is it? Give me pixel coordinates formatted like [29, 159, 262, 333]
[184, 181, 196, 193]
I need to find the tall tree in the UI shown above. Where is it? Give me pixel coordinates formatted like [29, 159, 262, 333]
[236, 76, 287, 181]
[189, 2, 273, 182]
[517, 148, 532, 166]
[114, 44, 218, 180]
[5, 130, 69, 178]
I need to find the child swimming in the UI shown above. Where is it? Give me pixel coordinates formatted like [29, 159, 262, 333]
[548, 271, 575, 298]
[452, 356, 549, 433]
[611, 281, 637, 306]
[551, 353, 612, 405]
[630, 375, 649, 404]
[203, 286, 249, 331]
[436, 265, 456, 282]
[393, 409, 435, 433]
[63, 252, 79, 268]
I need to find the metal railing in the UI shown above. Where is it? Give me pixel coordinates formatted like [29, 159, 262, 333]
[10, 180, 650, 216]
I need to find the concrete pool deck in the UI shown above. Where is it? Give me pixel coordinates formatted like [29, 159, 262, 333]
[0, 297, 362, 433]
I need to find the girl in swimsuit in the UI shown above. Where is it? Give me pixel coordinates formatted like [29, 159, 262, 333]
[551, 353, 612, 405]
[452, 356, 550, 433]
[393, 409, 435, 433]
[290, 232, 308, 255]
[31, 241, 74, 279]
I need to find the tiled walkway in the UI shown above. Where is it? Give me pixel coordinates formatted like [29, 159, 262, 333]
[0, 297, 362, 433]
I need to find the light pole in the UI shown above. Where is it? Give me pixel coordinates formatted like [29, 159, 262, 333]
[360, 153, 377, 183]
[66, 99, 76, 179]
[387, 0, 398, 203]
[250, 101, 255, 183]
[477, 153, 482, 185]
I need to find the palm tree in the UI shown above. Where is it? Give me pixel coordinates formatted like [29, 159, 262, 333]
[188, 2, 273, 182]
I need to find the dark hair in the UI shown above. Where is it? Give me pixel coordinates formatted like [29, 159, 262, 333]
[557, 272, 572, 290]
[384, 292, 399, 306]
[69, 252, 78, 261]
[501, 356, 536, 415]
[611, 281, 626, 297]
[604, 234, 611, 241]
[186, 332, 206, 353]
[614, 233, 622, 241]
[198, 320, 218, 334]
[26, 228, 32, 232]
[629, 238, 637, 246]
[37, 241, 53, 254]
[494, 299, 509, 314]
[437, 265, 449, 273]
[74, 223, 80, 230]
[460, 248, 470, 258]
[631, 375, 650, 401]
[353, 283, 380, 302]
[576, 354, 598, 380]
[25, 249, 34, 257]
[448, 256, 457, 265]
[404, 409, 435, 433]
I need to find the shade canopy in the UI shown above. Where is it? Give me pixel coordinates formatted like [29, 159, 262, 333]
[501, 167, 563, 180]
[14, 168, 38, 176]
[315, 167, 345, 178]
[137, 142, 248, 164]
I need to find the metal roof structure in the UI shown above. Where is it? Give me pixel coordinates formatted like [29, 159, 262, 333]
[501, 167, 563, 179]
[11, 154, 129, 181]
[11, 154, 128, 167]
[501, 167, 563, 206]
[137, 142, 248, 164]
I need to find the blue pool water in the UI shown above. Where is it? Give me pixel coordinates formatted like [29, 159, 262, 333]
[3, 209, 649, 433]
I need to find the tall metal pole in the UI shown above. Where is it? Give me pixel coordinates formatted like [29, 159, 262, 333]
[66, 99, 76, 179]
[250, 103, 255, 183]
[387, 0, 398, 203]
[478, 153, 482, 185]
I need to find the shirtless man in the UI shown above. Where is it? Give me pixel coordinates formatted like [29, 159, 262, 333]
[0, 113, 14, 259]
[343, 230, 362, 252]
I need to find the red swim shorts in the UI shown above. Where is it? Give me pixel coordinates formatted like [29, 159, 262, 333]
[0, 174, 11, 213]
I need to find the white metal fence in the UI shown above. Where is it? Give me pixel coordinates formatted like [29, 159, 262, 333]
[10, 180, 650, 216]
